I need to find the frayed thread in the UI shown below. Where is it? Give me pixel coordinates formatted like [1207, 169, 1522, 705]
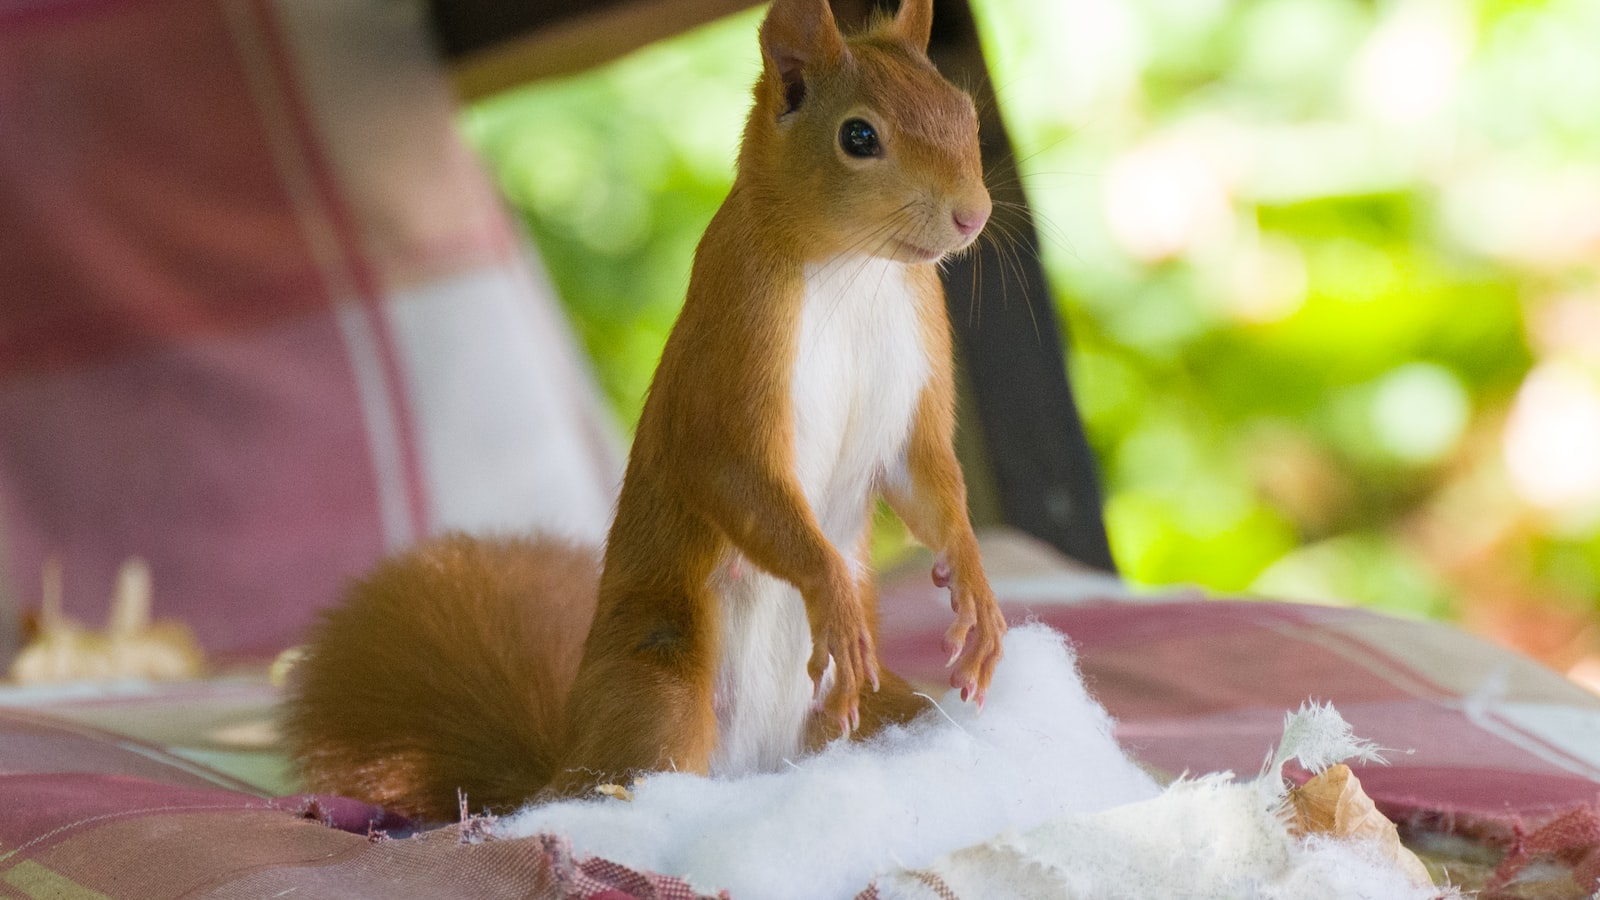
[458, 788, 498, 845]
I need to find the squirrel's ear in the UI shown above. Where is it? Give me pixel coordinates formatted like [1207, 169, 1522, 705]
[891, 0, 934, 54]
[759, 0, 847, 116]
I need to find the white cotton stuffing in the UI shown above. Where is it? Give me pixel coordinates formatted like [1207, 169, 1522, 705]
[874, 776, 1441, 899]
[499, 623, 1444, 899]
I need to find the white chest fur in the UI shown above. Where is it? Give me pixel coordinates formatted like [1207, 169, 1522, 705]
[709, 255, 931, 775]
[789, 255, 931, 542]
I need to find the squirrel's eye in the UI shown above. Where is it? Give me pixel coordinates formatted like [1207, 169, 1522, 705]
[839, 118, 882, 159]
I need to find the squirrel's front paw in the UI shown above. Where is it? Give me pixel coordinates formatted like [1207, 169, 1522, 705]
[804, 585, 879, 736]
[938, 556, 1006, 709]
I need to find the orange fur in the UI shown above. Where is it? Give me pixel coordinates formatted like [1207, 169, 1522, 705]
[283, 0, 1004, 817]
[282, 535, 598, 819]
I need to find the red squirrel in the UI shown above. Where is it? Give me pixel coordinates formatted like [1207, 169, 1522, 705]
[283, 0, 1006, 821]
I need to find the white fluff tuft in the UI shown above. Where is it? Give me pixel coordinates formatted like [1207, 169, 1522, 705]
[1268, 700, 1388, 780]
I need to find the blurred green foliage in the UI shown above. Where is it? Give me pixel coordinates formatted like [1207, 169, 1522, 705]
[464, 0, 1600, 661]
[463, 10, 763, 426]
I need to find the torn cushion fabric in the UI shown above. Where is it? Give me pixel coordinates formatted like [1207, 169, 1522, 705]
[3, 596, 1599, 897]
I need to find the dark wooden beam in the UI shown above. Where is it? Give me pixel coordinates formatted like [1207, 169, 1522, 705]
[436, 0, 758, 100]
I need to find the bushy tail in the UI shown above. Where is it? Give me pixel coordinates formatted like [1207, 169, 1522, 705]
[281, 533, 600, 821]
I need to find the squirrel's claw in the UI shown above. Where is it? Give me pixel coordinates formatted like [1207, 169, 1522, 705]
[807, 582, 877, 736]
[941, 572, 1006, 707]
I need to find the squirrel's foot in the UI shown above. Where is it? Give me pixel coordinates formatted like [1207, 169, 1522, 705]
[805, 581, 879, 737]
[938, 556, 1005, 709]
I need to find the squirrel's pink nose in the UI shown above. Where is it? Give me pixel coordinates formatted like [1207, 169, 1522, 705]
[953, 206, 989, 238]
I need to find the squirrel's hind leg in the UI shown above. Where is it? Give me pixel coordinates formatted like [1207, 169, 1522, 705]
[548, 586, 721, 795]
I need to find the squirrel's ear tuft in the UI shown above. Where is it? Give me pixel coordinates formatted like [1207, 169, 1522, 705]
[760, 0, 848, 116]
[891, 0, 934, 54]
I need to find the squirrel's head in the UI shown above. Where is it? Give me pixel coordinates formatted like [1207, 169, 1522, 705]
[741, 0, 990, 264]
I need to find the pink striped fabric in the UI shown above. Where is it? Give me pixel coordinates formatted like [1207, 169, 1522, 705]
[877, 576, 1600, 828]
[0, 0, 622, 656]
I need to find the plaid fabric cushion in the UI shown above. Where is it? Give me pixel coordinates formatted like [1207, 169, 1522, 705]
[0, 0, 621, 658]
[878, 580, 1600, 829]
[5, 583, 1598, 896]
